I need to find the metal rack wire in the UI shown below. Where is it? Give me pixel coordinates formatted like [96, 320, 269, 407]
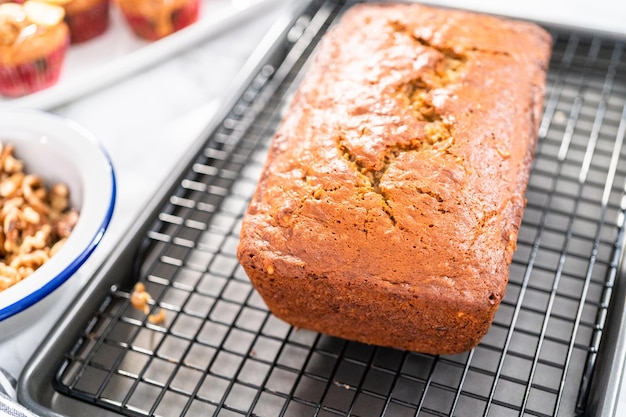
[47, 1, 626, 416]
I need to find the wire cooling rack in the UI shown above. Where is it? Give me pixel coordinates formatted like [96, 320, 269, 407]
[21, 1, 626, 416]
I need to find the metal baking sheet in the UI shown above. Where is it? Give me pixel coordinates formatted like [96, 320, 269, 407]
[18, 1, 626, 416]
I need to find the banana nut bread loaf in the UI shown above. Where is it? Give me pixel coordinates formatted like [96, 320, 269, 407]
[237, 2, 552, 354]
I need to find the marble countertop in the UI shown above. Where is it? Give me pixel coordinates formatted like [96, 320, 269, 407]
[1, 0, 625, 415]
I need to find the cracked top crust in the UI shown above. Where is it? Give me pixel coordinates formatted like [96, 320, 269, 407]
[239, 3, 551, 313]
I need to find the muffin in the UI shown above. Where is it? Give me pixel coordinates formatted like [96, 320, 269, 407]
[60, 0, 110, 43]
[30, 0, 109, 43]
[115, 0, 199, 41]
[0, 1, 70, 97]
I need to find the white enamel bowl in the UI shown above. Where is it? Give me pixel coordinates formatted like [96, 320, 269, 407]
[0, 109, 116, 337]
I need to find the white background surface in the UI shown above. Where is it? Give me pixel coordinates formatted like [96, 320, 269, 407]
[0, 0, 624, 415]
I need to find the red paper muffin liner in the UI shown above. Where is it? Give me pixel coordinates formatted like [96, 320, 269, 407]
[120, 0, 199, 41]
[65, 0, 111, 43]
[0, 37, 69, 98]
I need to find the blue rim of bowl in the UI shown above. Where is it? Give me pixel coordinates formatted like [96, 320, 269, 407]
[0, 138, 117, 322]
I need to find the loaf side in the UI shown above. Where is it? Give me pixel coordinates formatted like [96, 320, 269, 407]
[237, 3, 552, 354]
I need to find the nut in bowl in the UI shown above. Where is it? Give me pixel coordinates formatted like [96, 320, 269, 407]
[0, 109, 115, 338]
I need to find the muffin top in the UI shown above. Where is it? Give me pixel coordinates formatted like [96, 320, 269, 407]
[0, 1, 69, 64]
[116, 0, 191, 16]
[116, 0, 193, 38]
[63, 0, 106, 16]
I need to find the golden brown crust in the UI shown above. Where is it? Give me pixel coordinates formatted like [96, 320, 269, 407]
[237, 3, 552, 354]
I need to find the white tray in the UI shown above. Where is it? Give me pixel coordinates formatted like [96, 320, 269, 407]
[0, 0, 284, 110]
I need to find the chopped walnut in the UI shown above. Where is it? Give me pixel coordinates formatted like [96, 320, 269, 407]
[130, 282, 166, 325]
[0, 142, 79, 291]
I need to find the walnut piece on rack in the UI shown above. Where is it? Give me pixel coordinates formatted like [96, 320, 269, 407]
[0, 143, 79, 291]
[130, 282, 166, 325]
